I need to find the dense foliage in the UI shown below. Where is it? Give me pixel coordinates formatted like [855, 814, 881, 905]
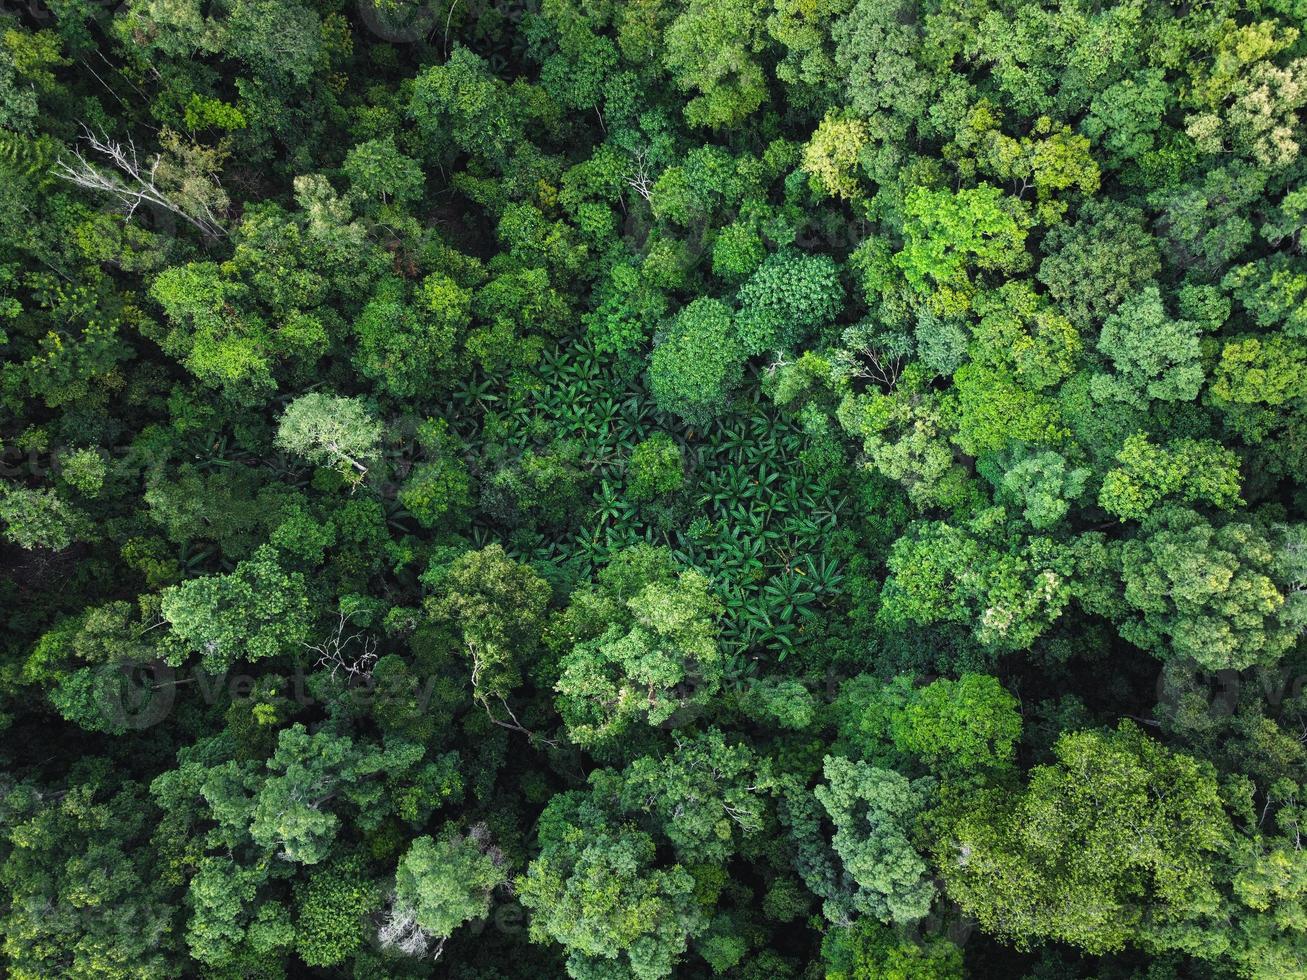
[1, 0, 1306, 975]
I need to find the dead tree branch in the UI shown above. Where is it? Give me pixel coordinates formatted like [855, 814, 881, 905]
[53, 125, 227, 240]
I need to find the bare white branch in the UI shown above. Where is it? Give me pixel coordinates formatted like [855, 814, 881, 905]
[305, 610, 379, 681]
[377, 895, 442, 959]
[53, 125, 227, 239]
[625, 148, 655, 202]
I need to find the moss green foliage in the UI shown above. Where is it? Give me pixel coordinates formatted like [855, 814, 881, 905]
[940, 723, 1233, 956]
[294, 857, 379, 966]
[2, 1, 1307, 977]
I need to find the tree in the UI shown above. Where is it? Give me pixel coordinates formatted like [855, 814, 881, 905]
[1183, 24, 1307, 169]
[160, 544, 312, 671]
[409, 46, 536, 168]
[734, 676, 817, 730]
[962, 112, 1101, 222]
[352, 275, 465, 398]
[940, 723, 1232, 954]
[813, 755, 935, 924]
[293, 857, 379, 967]
[649, 297, 745, 426]
[519, 789, 707, 979]
[834, 674, 1021, 777]
[222, 0, 325, 86]
[1037, 199, 1159, 329]
[650, 144, 751, 227]
[766, 0, 852, 104]
[996, 450, 1090, 529]
[735, 250, 844, 354]
[248, 725, 363, 864]
[1118, 507, 1295, 671]
[397, 418, 472, 529]
[831, 0, 933, 127]
[664, 0, 768, 128]
[30, 600, 169, 735]
[275, 393, 383, 485]
[969, 280, 1080, 390]
[802, 113, 869, 200]
[393, 827, 506, 950]
[0, 777, 178, 979]
[424, 545, 552, 737]
[149, 262, 277, 401]
[469, 265, 569, 371]
[836, 364, 972, 509]
[57, 446, 108, 496]
[1098, 434, 1243, 521]
[627, 432, 684, 502]
[343, 137, 424, 204]
[1224, 825, 1307, 978]
[1223, 255, 1307, 336]
[822, 920, 963, 980]
[54, 127, 229, 239]
[949, 361, 1068, 457]
[586, 258, 673, 352]
[1208, 334, 1307, 443]
[617, 729, 775, 862]
[1092, 285, 1204, 407]
[554, 545, 723, 746]
[530, 0, 620, 110]
[483, 441, 590, 530]
[1082, 69, 1172, 170]
[0, 483, 88, 550]
[878, 515, 1073, 652]
[0, 39, 40, 133]
[888, 675, 1022, 776]
[163, 723, 461, 906]
[181, 855, 282, 970]
[1148, 163, 1266, 278]
[895, 184, 1033, 313]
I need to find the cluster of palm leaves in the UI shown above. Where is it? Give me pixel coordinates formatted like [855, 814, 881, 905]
[450, 341, 856, 669]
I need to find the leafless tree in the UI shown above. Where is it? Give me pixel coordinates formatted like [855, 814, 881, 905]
[305, 610, 379, 681]
[53, 125, 227, 240]
[847, 345, 904, 391]
[377, 895, 444, 959]
[625, 148, 655, 202]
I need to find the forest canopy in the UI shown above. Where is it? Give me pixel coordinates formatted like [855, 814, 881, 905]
[1, 0, 1307, 976]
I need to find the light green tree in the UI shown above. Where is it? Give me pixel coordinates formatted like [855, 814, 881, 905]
[275, 392, 383, 485]
[1092, 285, 1204, 407]
[1099, 433, 1243, 521]
[518, 788, 707, 979]
[1118, 507, 1294, 671]
[618, 729, 775, 862]
[554, 546, 723, 746]
[160, 545, 312, 671]
[393, 828, 505, 945]
[940, 722, 1232, 954]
